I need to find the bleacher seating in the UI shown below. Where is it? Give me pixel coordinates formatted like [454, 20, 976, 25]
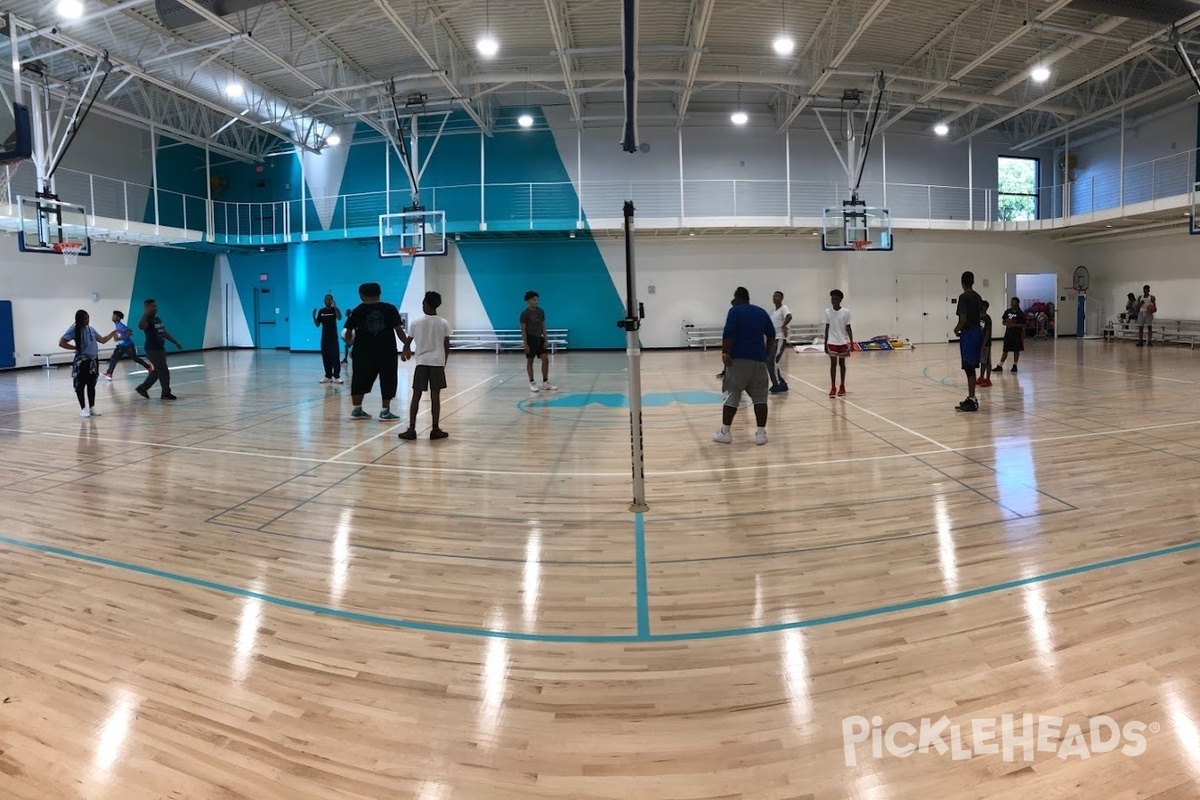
[449, 328, 568, 353]
[1104, 318, 1200, 347]
[684, 321, 823, 350]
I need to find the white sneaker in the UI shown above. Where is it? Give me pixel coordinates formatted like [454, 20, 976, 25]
[541, 381, 557, 391]
[79, 408, 90, 418]
[712, 429, 732, 444]
[333, 378, 344, 384]
[529, 381, 539, 392]
[89, 409, 101, 417]
[754, 429, 768, 446]
[103, 374, 112, 381]
[318, 377, 331, 384]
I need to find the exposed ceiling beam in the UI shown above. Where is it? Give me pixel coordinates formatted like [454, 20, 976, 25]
[956, 10, 1200, 142]
[775, 0, 891, 133]
[544, 0, 583, 126]
[675, 0, 717, 127]
[372, 0, 490, 133]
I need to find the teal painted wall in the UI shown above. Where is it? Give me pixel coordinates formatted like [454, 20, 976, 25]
[287, 239, 412, 351]
[127, 247, 215, 349]
[457, 234, 624, 349]
[227, 250, 289, 347]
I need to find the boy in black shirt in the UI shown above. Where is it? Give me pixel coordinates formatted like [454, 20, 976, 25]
[134, 298, 183, 401]
[954, 272, 983, 412]
[343, 283, 407, 420]
[997, 297, 1027, 372]
[977, 300, 994, 388]
[313, 294, 343, 384]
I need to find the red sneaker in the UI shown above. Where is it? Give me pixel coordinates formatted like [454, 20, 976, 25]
[837, 386, 846, 396]
[977, 378, 992, 387]
[829, 387, 837, 398]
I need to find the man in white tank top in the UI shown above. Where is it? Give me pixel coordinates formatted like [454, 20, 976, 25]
[1136, 284, 1156, 347]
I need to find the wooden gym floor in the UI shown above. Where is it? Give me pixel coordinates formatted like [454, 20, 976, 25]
[1, 342, 1199, 799]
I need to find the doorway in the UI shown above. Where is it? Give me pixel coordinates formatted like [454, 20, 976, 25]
[895, 274, 951, 343]
[255, 286, 277, 349]
[1005, 272, 1059, 339]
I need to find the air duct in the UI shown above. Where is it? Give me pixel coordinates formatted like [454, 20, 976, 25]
[155, 0, 274, 29]
[1066, 0, 1200, 25]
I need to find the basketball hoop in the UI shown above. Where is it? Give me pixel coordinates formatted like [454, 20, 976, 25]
[53, 241, 85, 265]
[851, 240, 872, 251]
[397, 246, 419, 266]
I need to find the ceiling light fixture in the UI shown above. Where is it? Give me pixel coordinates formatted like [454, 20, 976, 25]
[478, 0, 498, 57]
[517, 114, 534, 128]
[934, 122, 949, 136]
[56, 0, 84, 19]
[773, 0, 793, 55]
[1031, 64, 1051, 83]
[731, 69, 748, 125]
[326, 133, 342, 146]
[226, 81, 244, 97]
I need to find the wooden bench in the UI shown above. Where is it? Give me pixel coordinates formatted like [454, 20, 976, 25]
[449, 329, 568, 354]
[684, 321, 823, 350]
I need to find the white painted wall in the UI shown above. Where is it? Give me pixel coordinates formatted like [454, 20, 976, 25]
[1079, 232, 1200, 325]
[0, 240, 140, 366]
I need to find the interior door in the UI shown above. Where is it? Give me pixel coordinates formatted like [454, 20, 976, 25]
[896, 274, 951, 343]
[255, 286, 276, 349]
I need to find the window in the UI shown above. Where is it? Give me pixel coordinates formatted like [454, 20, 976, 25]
[997, 156, 1039, 221]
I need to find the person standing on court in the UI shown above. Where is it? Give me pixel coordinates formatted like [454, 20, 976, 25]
[766, 290, 792, 393]
[313, 294, 343, 384]
[398, 291, 452, 442]
[135, 298, 182, 401]
[104, 310, 152, 380]
[343, 282, 406, 420]
[1136, 284, 1157, 347]
[521, 290, 556, 393]
[954, 272, 983, 413]
[997, 296, 1026, 372]
[60, 310, 116, 418]
[713, 286, 776, 445]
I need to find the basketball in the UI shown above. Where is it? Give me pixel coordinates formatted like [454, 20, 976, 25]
[1147, 303, 1157, 313]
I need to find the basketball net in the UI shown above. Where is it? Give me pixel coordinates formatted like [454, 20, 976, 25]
[851, 240, 872, 251]
[399, 246, 418, 267]
[54, 241, 85, 265]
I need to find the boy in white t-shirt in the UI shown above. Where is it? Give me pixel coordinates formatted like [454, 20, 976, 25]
[398, 291, 453, 441]
[824, 289, 854, 398]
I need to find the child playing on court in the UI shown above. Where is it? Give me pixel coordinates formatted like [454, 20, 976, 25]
[998, 296, 1026, 372]
[824, 289, 853, 398]
[977, 300, 994, 387]
[398, 291, 452, 441]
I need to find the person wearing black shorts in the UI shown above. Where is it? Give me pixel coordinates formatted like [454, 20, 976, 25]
[520, 290, 556, 393]
[313, 294, 343, 383]
[997, 297, 1026, 372]
[954, 271, 983, 413]
[343, 283, 406, 421]
[398, 291, 452, 441]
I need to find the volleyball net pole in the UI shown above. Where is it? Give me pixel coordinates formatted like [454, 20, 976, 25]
[620, 200, 649, 512]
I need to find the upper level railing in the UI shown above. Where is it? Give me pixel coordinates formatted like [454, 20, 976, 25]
[2, 147, 1196, 245]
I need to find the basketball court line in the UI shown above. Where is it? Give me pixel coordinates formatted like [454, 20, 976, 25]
[1, 530, 1197, 643]
[1047, 358, 1199, 384]
[785, 371, 954, 451]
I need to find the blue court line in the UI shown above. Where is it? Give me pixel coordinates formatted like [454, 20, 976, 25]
[634, 512, 650, 637]
[2, 532, 1199, 643]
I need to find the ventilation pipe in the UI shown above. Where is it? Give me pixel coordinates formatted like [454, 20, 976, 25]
[155, 0, 275, 29]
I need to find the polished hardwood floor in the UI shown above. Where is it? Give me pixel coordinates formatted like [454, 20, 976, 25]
[2, 341, 1199, 799]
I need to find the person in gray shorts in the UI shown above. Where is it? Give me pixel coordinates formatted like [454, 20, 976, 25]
[1136, 284, 1156, 347]
[713, 286, 776, 446]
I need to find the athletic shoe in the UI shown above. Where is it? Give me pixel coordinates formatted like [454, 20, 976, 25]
[79, 408, 90, 418]
[769, 384, 785, 394]
[977, 378, 992, 387]
[529, 381, 540, 392]
[541, 381, 557, 391]
[837, 386, 846, 397]
[350, 408, 370, 420]
[397, 428, 417, 440]
[829, 386, 837, 398]
[333, 378, 343, 384]
[1148, 341, 1154, 347]
[715, 370, 726, 379]
[778, 382, 788, 392]
[430, 428, 449, 440]
[103, 373, 112, 381]
[135, 387, 149, 399]
[161, 394, 178, 400]
[318, 377, 331, 383]
[1136, 341, 1144, 347]
[1010, 365, 1018, 372]
[89, 409, 100, 417]
[379, 409, 400, 420]
[754, 429, 768, 446]
[712, 429, 732, 444]
[956, 398, 979, 412]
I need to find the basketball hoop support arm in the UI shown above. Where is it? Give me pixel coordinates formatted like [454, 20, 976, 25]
[618, 200, 649, 512]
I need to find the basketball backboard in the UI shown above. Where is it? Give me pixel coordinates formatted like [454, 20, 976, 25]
[822, 204, 893, 252]
[17, 196, 91, 257]
[379, 209, 446, 259]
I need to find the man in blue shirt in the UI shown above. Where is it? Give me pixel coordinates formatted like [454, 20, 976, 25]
[714, 286, 776, 445]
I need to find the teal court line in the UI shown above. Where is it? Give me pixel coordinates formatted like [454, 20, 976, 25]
[2, 532, 1199, 643]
